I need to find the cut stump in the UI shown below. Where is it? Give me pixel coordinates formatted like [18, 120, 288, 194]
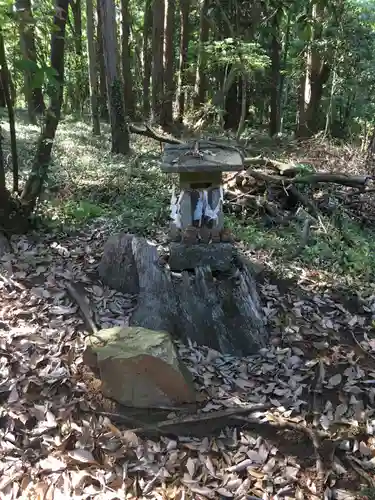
[99, 234, 267, 356]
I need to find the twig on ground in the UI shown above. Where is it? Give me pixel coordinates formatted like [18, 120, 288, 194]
[127, 401, 291, 435]
[66, 281, 98, 334]
[348, 328, 375, 364]
[345, 456, 375, 488]
[290, 217, 313, 258]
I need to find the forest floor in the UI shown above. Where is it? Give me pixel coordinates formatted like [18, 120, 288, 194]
[1, 112, 375, 499]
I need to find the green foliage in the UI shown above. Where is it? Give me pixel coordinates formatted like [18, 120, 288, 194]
[227, 212, 375, 282]
[203, 38, 270, 72]
[59, 200, 108, 222]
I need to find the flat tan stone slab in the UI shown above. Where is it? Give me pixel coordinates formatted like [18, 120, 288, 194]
[83, 326, 196, 408]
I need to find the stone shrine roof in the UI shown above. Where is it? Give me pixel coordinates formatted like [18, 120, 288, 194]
[161, 140, 244, 173]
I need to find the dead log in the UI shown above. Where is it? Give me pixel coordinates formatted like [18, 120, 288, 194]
[128, 123, 183, 145]
[293, 173, 370, 187]
[246, 168, 370, 188]
[99, 234, 267, 356]
[244, 157, 301, 176]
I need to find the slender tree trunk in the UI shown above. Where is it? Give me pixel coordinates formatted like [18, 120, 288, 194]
[86, 0, 100, 134]
[15, 0, 45, 124]
[236, 73, 247, 140]
[99, 0, 130, 154]
[121, 0, 135, 119]
[0, 31, 19, 193]
[21, 0, 69, 208]
[97, 0, 109, 121]
[70, 0, 82, 55]
[142, 0, 152, 117]
[269, 14, 281, 137]
[69, 0, 85, 113]
[151, 0, 165, 122]
[177, 0, 190, 123]
[194, 0, 209, 108]
[0, 126, 5, 194]
[133, 33, 143, 112]
[160, 0, 175, 127]
[279, 11, 290, 128]
[296, 3, 330, 138]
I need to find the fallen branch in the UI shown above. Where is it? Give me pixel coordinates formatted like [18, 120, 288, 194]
[345, 456, 375, 488]
[293, 173, 370, 187]
[244, 157, 301, 176]
[66, 282, 98, 334]
[245, 167, 371, 188]
[236, 414, 326, 493]
[287, 185, 320, 219]
[290, 217, 313, 258]
[128, 400, 291, 436]
[128, 123, 183, 145]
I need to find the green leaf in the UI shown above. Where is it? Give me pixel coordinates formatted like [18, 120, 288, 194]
[14, 58, 39, 72]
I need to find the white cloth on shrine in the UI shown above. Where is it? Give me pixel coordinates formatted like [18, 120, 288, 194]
[193, 191, 204, 223]
[170, 186, 184, 228]
[203, 186, 224, 221]
[194, 186, 224, 224]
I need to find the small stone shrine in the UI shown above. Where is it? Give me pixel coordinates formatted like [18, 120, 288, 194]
[161, 140, 244, 271]
[98, 139, 267, 357]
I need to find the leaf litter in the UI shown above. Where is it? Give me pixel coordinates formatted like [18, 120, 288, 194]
[0, 222, 375, 499]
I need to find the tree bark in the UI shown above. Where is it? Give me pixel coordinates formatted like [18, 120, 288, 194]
[0, 126, 5, 194]
[70, 0, 83, 55]
[21, 0, 69, 208]
[269, 13, 281, 137]
[0, 31, 19, 193]
[296, 3, 330, 138]
[121, 0, 135, 119]
[99, 234, 267, 357]
[15, 0, 45, 124]
[160, 0, 175, 128]
[177, 0, 190, 123]
[97, 0, 109, 121]
[99, 0, 130, 154]
[151, 0, 165, 122]
[194, 0, 209, 108]
[86, 0, 100, 134]
[142, 0, 153, 117]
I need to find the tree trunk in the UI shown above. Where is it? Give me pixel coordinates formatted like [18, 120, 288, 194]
[70, 0, 83, 55]
[151, 0, 165, 122]
[15, 0, 45, 124]
[0, 31, 19, 193]
[97, 0, 109, 121]
[21, 0, 69, 209]
[296, 4, 330, 138]
[194, 0, 209, 108]
[142, 0, 152, 117]
[0, 126, 5, 194]
[279, 12, 290, 133]
[69, 0, 85, 114]
[224, 76, 241, 130]
[177, 0, 190, 123]
[121, 0, 135, 119]
[236, 73, 247, 140]
[160, 0, 175, 128]
[269, 14, 281, 137]
[99, 234, 267, 357]
[86, 0, 100, 134]
[99, 0, 130, 154]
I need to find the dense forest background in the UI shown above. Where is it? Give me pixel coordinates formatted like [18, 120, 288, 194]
[2, 0, 375, 167]
[1, 0, 375, 269]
